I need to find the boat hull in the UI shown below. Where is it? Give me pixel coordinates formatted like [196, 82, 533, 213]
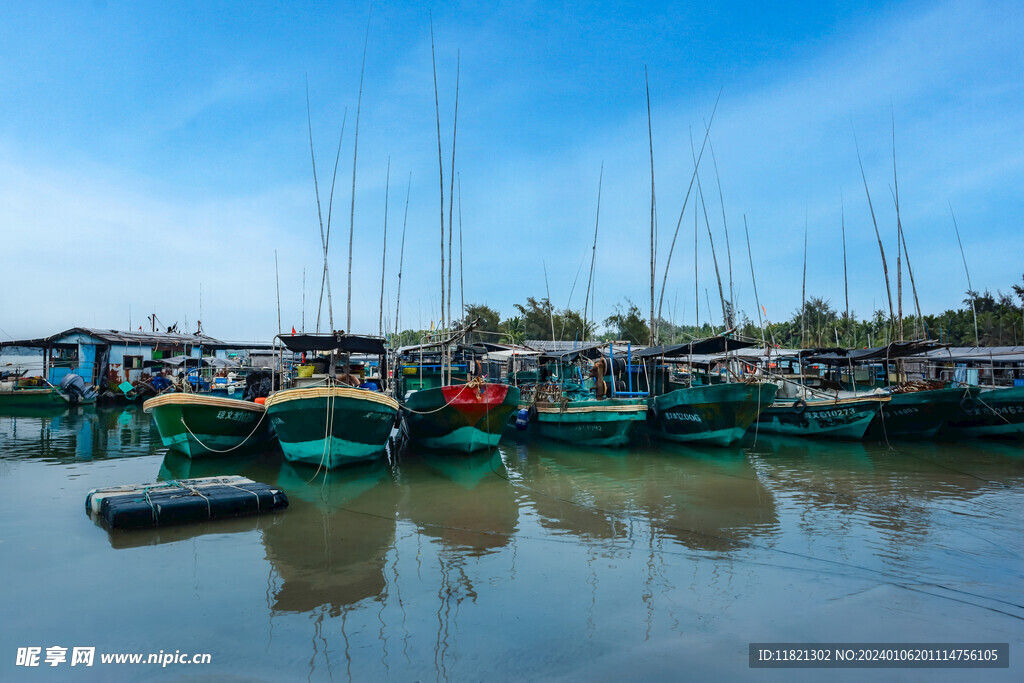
[648, 383, 778, 447]
[402, 383, 520, 453]
[868, 386, 978, 438]
[143, 394, 270, 458]
[945, 385, 1024, 438]
[534, 399, 646, 447]
[266, 387, 399, 468]
[0, 387, 70, 408]
[755, 395, 886, 439]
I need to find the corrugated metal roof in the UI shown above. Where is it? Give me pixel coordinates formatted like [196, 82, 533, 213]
[914, 346, 1024, 364]
[0, 327, 271, 350]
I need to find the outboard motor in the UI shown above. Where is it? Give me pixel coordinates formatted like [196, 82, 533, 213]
[244, 370, 274, 401]
[59, 374, 97, 404]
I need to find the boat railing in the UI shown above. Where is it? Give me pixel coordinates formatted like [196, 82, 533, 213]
[608, 342, 647, 398]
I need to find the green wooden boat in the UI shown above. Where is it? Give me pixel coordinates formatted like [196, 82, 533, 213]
[266, 386, 399, 468]
[754, 394, 888, 439]
[533, 397, 647, 447]
[646, 382, 778, 446]
[0, 386, 69, 408]
[867, 386, 980, 438]
[402, 382, 520, 453]
[143, 393, 271, 458]
[945, 385, 1024, 438]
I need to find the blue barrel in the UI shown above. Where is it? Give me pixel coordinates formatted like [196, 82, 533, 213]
[515, 408, 530, 431]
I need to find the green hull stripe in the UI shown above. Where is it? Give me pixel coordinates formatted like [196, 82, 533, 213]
[278, 436, 386, 467]
[415, 425, 502, 453]
[536, 420, 636, 447]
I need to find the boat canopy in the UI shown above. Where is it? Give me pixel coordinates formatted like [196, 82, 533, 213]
[142, 356, 242, 369]
[803, 340, 944, 365]
[278, 333, 386, 355]
[910, 345, 1024, 364]
[633, 336, 756, 359]
[539, 343, 606, 363]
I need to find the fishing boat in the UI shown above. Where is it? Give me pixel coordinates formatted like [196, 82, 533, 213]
[395, 335, 520, 453]
[637, 337, 776, 446]
[945, 385, 1024, 438]
[741, 349, 888, 439]
[143, 393, 271, 458]
[906, 345, 1024, 438]
[802, 342, 976, 438]
[523, 345, 646, 448]
[0, 371, 95, 408]
[265, 333, 399, 468]
[754, 393, 889, 439]
[0, 377, 70, 408]
[872, 384, 978, 438]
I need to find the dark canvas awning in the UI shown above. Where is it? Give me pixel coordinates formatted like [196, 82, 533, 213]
[804, 340, 944, 365]
[633, 336, 756, 359]
[539, 343, 606, 363]
[278, 333, 387, 355]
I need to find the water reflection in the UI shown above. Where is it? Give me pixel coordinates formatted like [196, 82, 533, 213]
[0, 404, 158, 462]
[263, 461, 395, 615]
[505, 441, 778, 553]
[397, 450, 518, 555]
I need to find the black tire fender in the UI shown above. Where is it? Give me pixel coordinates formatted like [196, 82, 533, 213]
[793, 398, 808, 415]
[960, 395, 976, 412]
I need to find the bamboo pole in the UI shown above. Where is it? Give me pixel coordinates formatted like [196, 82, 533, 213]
[583, 163, 603, 342]
[543, 261, 555, 342]
[446, 51, 460, 327]
[429, 16, 446, 334]
[347, 7, 372, 333]
[645, 67, 656, 345]
[855, 134, 895, 338]
[691, 134, 727, 329]
[458, 173, 465, 324]
[708, 138, 735, 328]
[949, 203, 979, 347]
[306, 84, 345, 333]
[275, 250, 282, 335]
[394, 172, 411, 337]
[841, 195, 850, 346]
[655, 90, 721, 332]
[801, 217, 807, 347]
[744, 216, 766, 347]
[378, 157, 390, 337]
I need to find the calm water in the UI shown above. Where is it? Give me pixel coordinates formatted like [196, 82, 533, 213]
[0, 404, 1021, 681]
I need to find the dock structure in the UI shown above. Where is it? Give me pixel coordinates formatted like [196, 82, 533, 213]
[0, 327, 273, 393]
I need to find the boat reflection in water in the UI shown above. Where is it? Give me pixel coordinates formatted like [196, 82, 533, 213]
[0, 403, 161, 463]
[264, 461, 396, 615]
[508, 440, 779, 553]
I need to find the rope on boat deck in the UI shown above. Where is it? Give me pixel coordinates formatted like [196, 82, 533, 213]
[179, 406, 269, 454]
[399, 377, 485, 415]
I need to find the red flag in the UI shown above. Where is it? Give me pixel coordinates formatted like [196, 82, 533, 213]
[291, 326, 296, 335]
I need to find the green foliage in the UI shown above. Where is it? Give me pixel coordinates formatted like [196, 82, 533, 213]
[456, 303, 502, 344]
[602, 300, 650, 344]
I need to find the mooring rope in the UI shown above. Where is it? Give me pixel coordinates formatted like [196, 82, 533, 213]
[179, 407, 268, 454]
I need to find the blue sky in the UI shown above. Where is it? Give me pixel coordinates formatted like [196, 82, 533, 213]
[1, 1, 1021, 342]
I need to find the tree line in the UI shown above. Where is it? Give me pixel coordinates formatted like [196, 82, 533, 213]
[389, 276, 1024, 349]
